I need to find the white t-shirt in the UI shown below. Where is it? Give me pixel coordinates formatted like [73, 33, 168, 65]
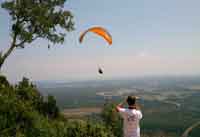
[118, 108, 142, 137]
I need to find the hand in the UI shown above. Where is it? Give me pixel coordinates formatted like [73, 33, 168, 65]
[119, 98, 127, 106]
[117, 98, 126, 109]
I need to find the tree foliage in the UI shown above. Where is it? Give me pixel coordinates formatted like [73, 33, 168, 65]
[42, 95, 59, 119]
[0, 0, 74, 69]
[101, 103, 123, 137]
[0, 76, 116, 137]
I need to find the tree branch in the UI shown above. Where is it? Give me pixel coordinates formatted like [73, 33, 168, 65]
[16, 35, 40, 48]
[0, 32, 17, 69]
[16, 26, 40, 48]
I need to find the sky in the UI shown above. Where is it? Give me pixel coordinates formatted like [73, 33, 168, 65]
[0, 0, 200, 82]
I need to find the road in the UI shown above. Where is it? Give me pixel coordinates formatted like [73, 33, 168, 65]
[181, 121, 200, 137]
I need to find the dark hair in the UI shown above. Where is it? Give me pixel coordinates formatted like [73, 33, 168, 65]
[126, 96, 136, 106]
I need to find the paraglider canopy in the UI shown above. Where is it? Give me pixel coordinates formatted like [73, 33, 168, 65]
[79, 26, 112, 75]
[79, 26, 112, 45]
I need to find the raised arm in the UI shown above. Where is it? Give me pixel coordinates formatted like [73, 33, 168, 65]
[116, 99, 126, 112]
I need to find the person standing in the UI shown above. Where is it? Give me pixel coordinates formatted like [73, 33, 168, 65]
[116, 96, 142, 137]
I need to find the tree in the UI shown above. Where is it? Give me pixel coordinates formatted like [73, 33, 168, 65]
[44, 95, 59, 119]
[0, 0, 74, 69]
[0, 77, 116, 137]
[65, 120, 115, 137]
[0, 75, 9, 88]
[101, 103, 123, 137]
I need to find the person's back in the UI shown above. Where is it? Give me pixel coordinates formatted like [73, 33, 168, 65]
[116, 96, 142, 137]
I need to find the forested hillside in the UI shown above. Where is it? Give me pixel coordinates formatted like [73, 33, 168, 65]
[0, 76, 115, 137]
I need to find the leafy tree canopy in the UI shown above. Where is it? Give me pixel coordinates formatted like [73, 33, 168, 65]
[0, 0, 74, 69]
[0, 76, 115, 137]
[2, 0, 74, 47]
